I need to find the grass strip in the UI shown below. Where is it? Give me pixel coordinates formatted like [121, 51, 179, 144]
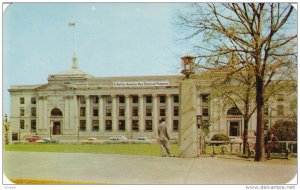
[9, 178, 106, 184]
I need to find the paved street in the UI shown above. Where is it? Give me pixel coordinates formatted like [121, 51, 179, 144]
[3, 151, 297, 184]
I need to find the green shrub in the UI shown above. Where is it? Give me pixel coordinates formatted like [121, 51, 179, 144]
[270, 120, 297, 141]
[211, 133, 230, 141]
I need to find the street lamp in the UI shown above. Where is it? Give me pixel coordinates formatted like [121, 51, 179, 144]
[181, 55, 196, 78]
[196, 115, 202, 129]
[197, 114, 206, 155]
[50, 120, 53, 142]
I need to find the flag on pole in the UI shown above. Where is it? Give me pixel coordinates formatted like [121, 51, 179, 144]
[68, 22, 75, 27]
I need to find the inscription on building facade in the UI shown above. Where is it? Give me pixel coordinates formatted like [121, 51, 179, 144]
[113, 81, 170, 87]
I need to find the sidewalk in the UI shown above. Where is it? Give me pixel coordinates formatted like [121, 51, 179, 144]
[3, 151, 297, 184]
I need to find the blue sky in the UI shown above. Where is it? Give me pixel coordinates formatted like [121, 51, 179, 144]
[3, 2, 193, 115]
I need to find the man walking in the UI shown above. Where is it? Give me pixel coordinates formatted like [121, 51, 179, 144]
[158, 118, 174, 157]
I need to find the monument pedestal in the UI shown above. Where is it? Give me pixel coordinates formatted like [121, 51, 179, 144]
[178, 78, 198, 158]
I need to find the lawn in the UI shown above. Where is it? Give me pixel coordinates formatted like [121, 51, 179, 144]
[4, 143, 225, 156]
[4, 143, 179, 156]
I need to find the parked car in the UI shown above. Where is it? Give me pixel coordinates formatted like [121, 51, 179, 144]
[132, 136, 152, 144]
[115, 135, 128, 141]
[43, 138, 60, 143]
[106, 136, 128, 144]
[26, 136, 43, 142]
[35, 139, 46, 143]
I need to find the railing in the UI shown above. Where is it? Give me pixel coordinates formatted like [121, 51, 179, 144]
[206, 141, 242, 155]
[206, 140, 297, 156]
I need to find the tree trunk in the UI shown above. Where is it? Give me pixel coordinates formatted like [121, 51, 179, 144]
[255, 74, 266, 161]
[242, 117, 249, 154]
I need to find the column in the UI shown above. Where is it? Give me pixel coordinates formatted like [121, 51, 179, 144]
[112, 95, 117, 132]
[227, 119, 231, 136]
[43, 96, 48, 131]
[166, 94, 172, 131]
[138, 94, 144, 132]
[98, 95, 105, 132]
[152, 94, 158, 134]
[37, 96, 43, 130]
[73, 95, 79, 132]
[64, 96, 70, 130]
[85, 95, 91, 131]
[125, 95, 131, 133]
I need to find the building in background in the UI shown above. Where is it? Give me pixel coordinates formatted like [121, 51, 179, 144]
[8, 55, 296, 141]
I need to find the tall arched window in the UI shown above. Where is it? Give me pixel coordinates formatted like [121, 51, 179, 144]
[51, 108, 63, 116]
[227, 107, 242, 116]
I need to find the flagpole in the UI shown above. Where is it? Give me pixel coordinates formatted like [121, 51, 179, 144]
[74, 23, 77, 54]
[69, 22, 78, 69]
[68, 22, 76, 55]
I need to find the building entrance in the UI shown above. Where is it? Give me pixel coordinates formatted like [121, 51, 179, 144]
[52, 121, 61, 135]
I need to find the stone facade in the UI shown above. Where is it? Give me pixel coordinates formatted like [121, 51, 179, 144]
[8, 60, 296, 141]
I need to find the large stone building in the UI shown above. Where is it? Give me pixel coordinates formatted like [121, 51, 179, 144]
[8, 55, 296, 141]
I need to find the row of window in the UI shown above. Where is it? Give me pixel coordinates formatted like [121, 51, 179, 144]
[20, 120, 36, 131]
[79, 95, 179, 105]
[20, 97, 37, 105]
[79, 119, 180, 132]
[79, 106, 180, 117]
[19, 98, 285, 117]
[21, 106, 285, 117]
[19, 119, 180, 132]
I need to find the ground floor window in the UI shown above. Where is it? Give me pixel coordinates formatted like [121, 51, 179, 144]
[92, 120, 99, 131]
[12, 133, 18, 141]
[80, 120, 86, 131]
[20, 120, 25, 129]
[105, 120, 112, 131]
[132, 120, 139, 131]
[173, 120, 179, 131]
[145, 120, 152, 131]
[31, 120, 36, 132]
[119, 120, 125, 131]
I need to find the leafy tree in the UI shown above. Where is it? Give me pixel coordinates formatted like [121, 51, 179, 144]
[178, 3, 297, 161]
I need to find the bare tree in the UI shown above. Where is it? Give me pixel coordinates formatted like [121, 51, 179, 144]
[178, 3, 297, 161]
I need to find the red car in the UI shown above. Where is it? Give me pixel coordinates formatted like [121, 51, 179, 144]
[26, 136, 43, 142]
